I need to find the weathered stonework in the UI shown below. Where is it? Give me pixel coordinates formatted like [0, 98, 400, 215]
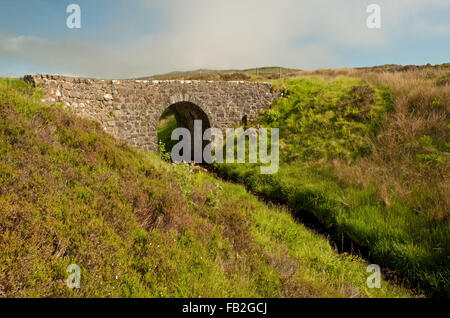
[24, 74, 278, 152]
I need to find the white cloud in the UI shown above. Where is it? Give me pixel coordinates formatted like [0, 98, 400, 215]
[0, 0, 448, 78]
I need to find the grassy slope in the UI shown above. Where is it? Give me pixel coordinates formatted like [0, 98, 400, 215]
[215, 70, 449, 297]
[0, 78, 412, 297]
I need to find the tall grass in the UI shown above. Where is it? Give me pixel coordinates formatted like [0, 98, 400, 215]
[215, 66, 449, 297]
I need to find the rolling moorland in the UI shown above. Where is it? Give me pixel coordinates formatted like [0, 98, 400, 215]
[0, 63, 448, 298]
[0, 77, 413, 298]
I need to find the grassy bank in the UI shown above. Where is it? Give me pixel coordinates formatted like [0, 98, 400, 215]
[0, 78, 413, 297]
[215, 70, 449, 297]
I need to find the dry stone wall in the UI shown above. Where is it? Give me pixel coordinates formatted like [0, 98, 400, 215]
[24, 74, 278, 152]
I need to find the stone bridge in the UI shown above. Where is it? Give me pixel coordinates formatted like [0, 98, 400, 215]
[25, 74, 278, 152]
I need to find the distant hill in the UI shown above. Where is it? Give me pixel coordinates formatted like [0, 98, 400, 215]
[137, 63, 450, 82]
[138, 66, 301, 81]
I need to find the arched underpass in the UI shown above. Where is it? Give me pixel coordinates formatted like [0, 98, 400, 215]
[157, 102, 211, 161]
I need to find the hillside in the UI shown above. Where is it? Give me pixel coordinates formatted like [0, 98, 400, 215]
[213, 64, 450, 297]
[0, 78, 413, 297]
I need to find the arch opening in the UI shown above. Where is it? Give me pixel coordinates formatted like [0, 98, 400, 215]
[157, 101, 211, 162]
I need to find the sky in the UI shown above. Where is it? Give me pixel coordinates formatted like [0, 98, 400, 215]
[0, 0, 449, 78]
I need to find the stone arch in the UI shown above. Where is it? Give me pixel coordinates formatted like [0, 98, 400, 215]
[25, 75, 278, 152]
[157, 100, 213, 160]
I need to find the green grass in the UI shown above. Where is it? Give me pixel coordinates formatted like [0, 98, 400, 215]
[215, 76, 449, 297]
[263, 77, 389, 162]
[0, 78, 413, 297]
[157, 111, 178, 160]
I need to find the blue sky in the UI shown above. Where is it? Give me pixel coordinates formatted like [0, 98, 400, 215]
[0, 0, 449, 78]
